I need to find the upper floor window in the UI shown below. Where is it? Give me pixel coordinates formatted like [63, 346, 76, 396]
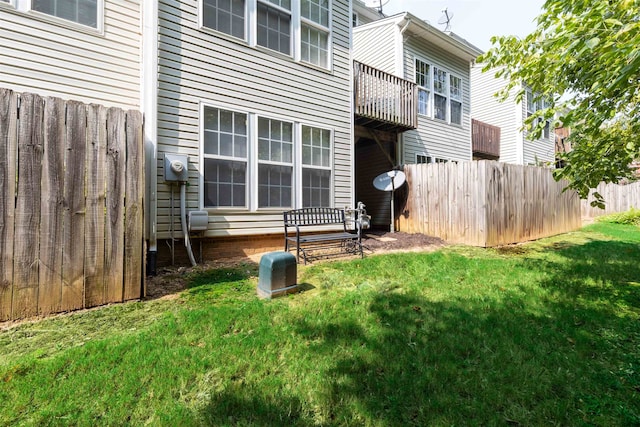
[32, 0, 99, 28]
[414, 57, 464, 126]
[203, 0, 245, 39]
[415, 59, 430, 116]
[201, 0, 331, 69]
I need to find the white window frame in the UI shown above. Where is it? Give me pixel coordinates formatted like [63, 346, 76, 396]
[200, 0, 333, 70]
[414, 56, 464, 126]
[433, 66, 448, 122]
[199, 102, 335, 211]
[416, 154, 432, 164]
[11, 0, 104, 32]
[300, 124, 333, 207]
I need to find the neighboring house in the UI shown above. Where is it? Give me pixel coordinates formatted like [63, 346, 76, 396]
[0, 0, 141, 110]
[352, 8, 481, 227]
[471, 65, 556, 166]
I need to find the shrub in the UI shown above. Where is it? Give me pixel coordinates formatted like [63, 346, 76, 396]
[596, 207, 640, 226]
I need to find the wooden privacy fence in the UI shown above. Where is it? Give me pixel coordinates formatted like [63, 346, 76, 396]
[398, 161, 582, 247]
[0, 89, 144, 321]
[581, 181, 640, 218]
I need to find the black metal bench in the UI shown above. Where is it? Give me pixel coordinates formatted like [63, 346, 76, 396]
[283, 207, 364, 264]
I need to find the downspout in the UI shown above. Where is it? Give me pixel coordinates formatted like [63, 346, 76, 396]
[142, 0, 159, 275]
[395, 17, 411, 77]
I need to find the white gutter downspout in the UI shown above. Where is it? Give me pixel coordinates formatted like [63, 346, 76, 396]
[395, 17, 411, 77]
[142, 0, 159, 275]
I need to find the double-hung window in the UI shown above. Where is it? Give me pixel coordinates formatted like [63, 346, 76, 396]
[433, 67, 448, 121]
[258, 117, 293, 208]
[203, 107, 249, 208]
[415, 59, 431, 116]
[202, 105, 333, 210]
[300, 0, 330, 67]
[8, 0, 102, 29]
[202, 0, 245, 39]
[302, 125, 331, 206]
[202, 0, 331, 68]
[32, 0, 99, 28]
[449, 75, 462, 125]
[257, 0, 292, 55]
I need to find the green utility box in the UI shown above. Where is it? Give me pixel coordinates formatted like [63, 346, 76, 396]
[257, 252, 298, 299]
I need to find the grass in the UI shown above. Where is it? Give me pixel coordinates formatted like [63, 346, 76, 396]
[1, 222, 639, 425]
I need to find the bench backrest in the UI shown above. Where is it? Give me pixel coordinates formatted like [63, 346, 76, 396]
[283, 208, 346, 227]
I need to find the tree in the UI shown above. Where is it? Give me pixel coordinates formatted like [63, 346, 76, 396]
[479, 0, 640, 207]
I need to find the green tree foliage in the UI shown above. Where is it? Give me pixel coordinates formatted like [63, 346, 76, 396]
[480, 0, 640, 206]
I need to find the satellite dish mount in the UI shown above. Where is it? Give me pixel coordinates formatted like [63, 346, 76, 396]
[373, 170, 406, 233]
[438, 8, 454, 32]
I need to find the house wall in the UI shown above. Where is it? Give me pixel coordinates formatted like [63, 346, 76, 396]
[352, 20, 397, 73]
[401, 37, 472, 163]
[0, 1, 141, 109]
[156, 0, 353, 240]
[470, 66, 556, 166]
[470, 65, 520, 163]
[352, 0, 383, 26]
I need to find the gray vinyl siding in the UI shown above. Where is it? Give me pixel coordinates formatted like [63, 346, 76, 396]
[470, 65, 520, 163]
[402, 38, 472, 163]
[522, 88, 556, 165]
[352, 22, 397, 73]
[0, 1, 141, 109]
[156, 0, 352, 239]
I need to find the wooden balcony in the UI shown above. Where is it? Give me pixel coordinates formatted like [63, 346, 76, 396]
[472, 119, 501, 159]
[354, 61, 417, 133]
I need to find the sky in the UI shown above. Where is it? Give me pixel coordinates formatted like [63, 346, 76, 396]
[375, 0, 545, 52]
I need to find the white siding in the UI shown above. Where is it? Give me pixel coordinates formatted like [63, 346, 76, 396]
[471, 67, 556, 166]
[470, 65, 520, 163]
[0, 1, 141, 109]
[402, 37, 472, 163]
[156, 0, 353, 239]
[353, 21, 397, 73]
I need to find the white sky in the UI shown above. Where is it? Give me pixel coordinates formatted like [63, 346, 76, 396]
[378, 0, 545, 52]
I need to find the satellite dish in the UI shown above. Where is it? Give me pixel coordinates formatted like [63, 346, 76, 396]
[363, 0, 390, 12]
[438, 8, 454, 31]
[373, 170, 406, 192]
[373, 170, 406, 233]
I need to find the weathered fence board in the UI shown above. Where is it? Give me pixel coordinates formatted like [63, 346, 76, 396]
[62, 101, 87, 311]
[0, 90, 144, 321]
[399, 161, 582, 247]
[0, 89, 17, 321]
[38, 97, 65, 316]
[13, 93, 44, 318]
[105, 107, 127, 304]
[84, 104, 107, 308]
[124, 110, 144, 301]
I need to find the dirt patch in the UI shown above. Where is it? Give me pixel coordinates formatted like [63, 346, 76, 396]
[361, 230, 446, 253]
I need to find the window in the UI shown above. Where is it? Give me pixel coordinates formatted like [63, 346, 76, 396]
[31, 0, 99, 28]
[258, 117, 293, 207]
[416, 154, 432, 164]
[351, 11, 358, 27]
[415, 59, 430, 116]
[257, 0, 291, 55]
[203, 0, 245, 39]
[526, 89, 535, 117]
[450, 75, 462, 125]
[302, 125, 331, 206]
[433, 67, 448, 121]
[301, 0, 330, 67]
[201, 105, 333, 209]
[202, 0, 331, 68]
[203, 107, 249, 208]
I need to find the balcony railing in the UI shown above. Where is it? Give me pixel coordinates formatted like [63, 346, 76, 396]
[472, 119, 501, 158]
[354, 61, 417, 132]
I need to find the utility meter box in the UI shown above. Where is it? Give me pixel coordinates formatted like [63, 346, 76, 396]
[164, 153, 189, 182]
[188, 211, 209, 232]
[257, 252, 297, 299]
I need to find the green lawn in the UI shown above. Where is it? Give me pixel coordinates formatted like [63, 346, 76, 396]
[1, 222, 639, 426]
